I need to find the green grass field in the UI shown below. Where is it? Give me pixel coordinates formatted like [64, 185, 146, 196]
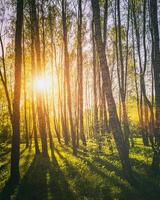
[0, 138, 160, 200]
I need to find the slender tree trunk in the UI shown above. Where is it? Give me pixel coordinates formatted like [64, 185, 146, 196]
[103, 0, 108, 48]
[44, 99, 54, 150]
[131, 14, 141, 126]
[102, 0, 109, 133]
[0, 36, 12, 123]
[22, 26, 29, 148]
[77, 0, 86, 146]
[29, 1, 40, 155]
[92, 21, 98, 134]
[62, 0, 77, 155]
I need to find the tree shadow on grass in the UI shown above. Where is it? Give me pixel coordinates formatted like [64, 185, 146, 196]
[0, 148, 29, 199]
[54, 148, 112, 200]
[60, 144, 160, 200]
[94, 155, 160, 199]
[131, 171, 160, 200]
[1, 144, 160, 200]
[16, 155, 48, 200]
[48, 149, 75, 200]
[0, 178, 19, 200]
[60, 143, 89, 157]
[16, 152, 75, 200]
[0, 152, 75, 200]
[57, 145, 135, 199]
[0, 146, 27, 173]
[80, 149, 160, 200]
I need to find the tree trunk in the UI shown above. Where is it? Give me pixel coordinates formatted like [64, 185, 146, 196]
[10, 0, 23, 182]
[0, 36, 13, 123]
[150, 0, 160, 171]
[22, 26, 29, 148]
[77, 0, 86, 146]
[62, 0, 77, 155]
[29, 1, 40, 155]
[92, 20, 98, 134]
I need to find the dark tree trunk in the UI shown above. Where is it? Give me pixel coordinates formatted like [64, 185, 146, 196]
[10, 0, 23, 182]
[150, 0, 160, 171]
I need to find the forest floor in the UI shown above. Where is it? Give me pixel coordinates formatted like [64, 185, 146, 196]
[0, 137, 160, 200]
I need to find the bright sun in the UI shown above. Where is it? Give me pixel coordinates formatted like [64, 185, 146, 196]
[34, 76, 52, 92]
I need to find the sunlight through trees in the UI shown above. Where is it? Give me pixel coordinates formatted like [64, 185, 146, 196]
[0, 0, 160, 199]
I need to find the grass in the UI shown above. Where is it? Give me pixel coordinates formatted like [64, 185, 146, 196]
[0, 137, 160, 200]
